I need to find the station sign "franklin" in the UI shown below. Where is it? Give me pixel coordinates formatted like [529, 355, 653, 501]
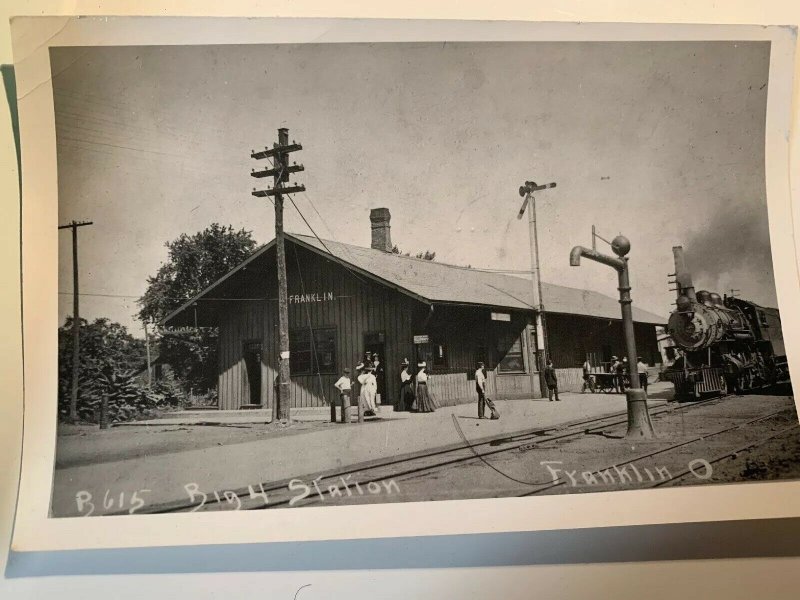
[289, 291, 334, 304]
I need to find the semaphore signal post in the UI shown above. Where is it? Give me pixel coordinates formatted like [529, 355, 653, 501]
[251, 128, 306, 423]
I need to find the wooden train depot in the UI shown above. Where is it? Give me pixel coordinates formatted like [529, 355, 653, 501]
[162, 209, 665, 410]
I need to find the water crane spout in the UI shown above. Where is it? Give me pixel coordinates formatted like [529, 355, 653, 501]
[570, 246, 585, 267]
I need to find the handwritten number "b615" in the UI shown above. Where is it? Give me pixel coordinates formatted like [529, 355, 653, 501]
[75, 489, 151, 516]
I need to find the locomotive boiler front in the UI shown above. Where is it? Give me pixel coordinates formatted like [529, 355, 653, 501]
[667, 247, 750, 351]
[667, 298, 735, 350]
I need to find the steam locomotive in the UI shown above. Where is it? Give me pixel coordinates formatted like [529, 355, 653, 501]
[662, 246, 789, 400]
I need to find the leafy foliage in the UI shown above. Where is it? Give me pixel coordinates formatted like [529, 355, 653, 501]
[137, 224, 258, 393]
[149, 327, 219, 393]
[137, 223, 258, 323]
[58, 317, 182, 423]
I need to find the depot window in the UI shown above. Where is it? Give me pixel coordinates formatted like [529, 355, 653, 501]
[432, 342, 448, 368]
[289, 327, 337, 375]
[497, 331, 526, 374]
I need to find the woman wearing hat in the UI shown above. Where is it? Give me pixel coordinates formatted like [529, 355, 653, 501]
[414, 361, 438, 413]
[357, 361, 378, 416]
[397, 359, 415, 411]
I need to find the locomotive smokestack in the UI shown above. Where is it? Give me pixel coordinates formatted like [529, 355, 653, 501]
[672, 246, 696, 301]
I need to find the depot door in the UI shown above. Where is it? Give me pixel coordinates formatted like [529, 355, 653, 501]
[364, 332, 386, 404]
[243, 341, 263, 406]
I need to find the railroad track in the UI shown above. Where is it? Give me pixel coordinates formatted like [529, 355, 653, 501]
[135, 395, 737, 514]
[517, 407, 798, 497]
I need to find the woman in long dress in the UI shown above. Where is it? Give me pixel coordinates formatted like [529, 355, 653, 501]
[398, 359, 415, 412]
[357, 364, 378, 416]
[414, 362, 438, 413]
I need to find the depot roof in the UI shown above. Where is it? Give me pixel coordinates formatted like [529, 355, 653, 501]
[161, 233, 667, 327]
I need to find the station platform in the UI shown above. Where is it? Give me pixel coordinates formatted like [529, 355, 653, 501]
[51, 384, 673, 516]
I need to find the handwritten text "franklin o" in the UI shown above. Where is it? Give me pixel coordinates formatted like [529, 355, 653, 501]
[541, 459, 714, 487]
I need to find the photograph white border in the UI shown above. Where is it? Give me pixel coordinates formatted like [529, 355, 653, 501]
[10, 16, 800, 553]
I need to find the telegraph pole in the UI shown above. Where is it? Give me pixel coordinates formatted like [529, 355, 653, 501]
[517, 181, 556, 398]
[251, 128, 305, 422]
[58, 220, 93, 423]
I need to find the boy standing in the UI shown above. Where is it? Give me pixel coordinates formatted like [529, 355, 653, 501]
[334, 368, 353, 423]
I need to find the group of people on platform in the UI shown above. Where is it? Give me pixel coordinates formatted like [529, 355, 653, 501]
[581, 355, 649, 393]
[333, 352, 649, 423]
[395, 359, 439, 413]
[333, 355, 440, 419]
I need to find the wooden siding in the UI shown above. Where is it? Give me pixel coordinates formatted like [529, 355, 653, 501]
[217, 242, 541, 409]
[553, 367, 584, 392]
[216, 241, 659, 409]
[547, 313, 661, 370]
[218, 243, 426, 410]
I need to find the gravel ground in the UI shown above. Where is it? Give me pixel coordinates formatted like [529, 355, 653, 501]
[55, 419, 344, 469]
[309, 392, 800, 505]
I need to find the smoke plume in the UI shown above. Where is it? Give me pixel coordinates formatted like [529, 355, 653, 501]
[682, 199, 777, 306]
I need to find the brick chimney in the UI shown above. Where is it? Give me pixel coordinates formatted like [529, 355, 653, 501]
[370, 208, 392, 252]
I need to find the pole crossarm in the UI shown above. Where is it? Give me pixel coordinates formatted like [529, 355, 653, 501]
[58, 220, 93, 229]
[253, 185, 307, 197]
[251, 164, 305, 179]
[522, 181, 557, 193]
[250, 143, 303, 160]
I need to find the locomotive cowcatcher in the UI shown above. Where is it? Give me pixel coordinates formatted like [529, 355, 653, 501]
[663, 246, 789, 400]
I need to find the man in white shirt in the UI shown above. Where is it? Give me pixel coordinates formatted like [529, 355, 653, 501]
[581, 358, 595, 393]
[334, 368, 352, 423]
[475, 362, 499, 419]
[636, 357, 649, 392]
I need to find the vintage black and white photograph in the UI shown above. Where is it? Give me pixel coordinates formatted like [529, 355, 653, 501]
[48, 38, 797, 518]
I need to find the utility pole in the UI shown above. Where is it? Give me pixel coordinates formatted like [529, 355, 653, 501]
[58, 220, 93, 423]
[251, 128, 305, 422]
[570, 234, 656, 438]
[517, 181, 556, 398]
[144, 321, 152, 388]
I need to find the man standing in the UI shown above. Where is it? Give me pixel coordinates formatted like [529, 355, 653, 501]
[581, 357, 595, 393]
[334, 367, 353, 423]
[636, 356, 649, 392]
[372, 353, 384, 406]
[612, 356, 625, 393]
[475, 362, 499, 419]
[545, 359, 560, 401]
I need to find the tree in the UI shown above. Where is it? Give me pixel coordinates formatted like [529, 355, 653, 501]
[391, 245, 436, 261]
[137, 224, 258, 393]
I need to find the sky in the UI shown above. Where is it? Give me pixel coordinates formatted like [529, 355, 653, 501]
[52, 41, 774, 337]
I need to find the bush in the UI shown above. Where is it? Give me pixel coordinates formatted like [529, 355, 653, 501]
[59, 317, 181, 423]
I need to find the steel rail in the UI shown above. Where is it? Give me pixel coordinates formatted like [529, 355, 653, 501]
[648, 422, 800, 488]
[517, 408, 796, 497]
[140, 396, 726, 513]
